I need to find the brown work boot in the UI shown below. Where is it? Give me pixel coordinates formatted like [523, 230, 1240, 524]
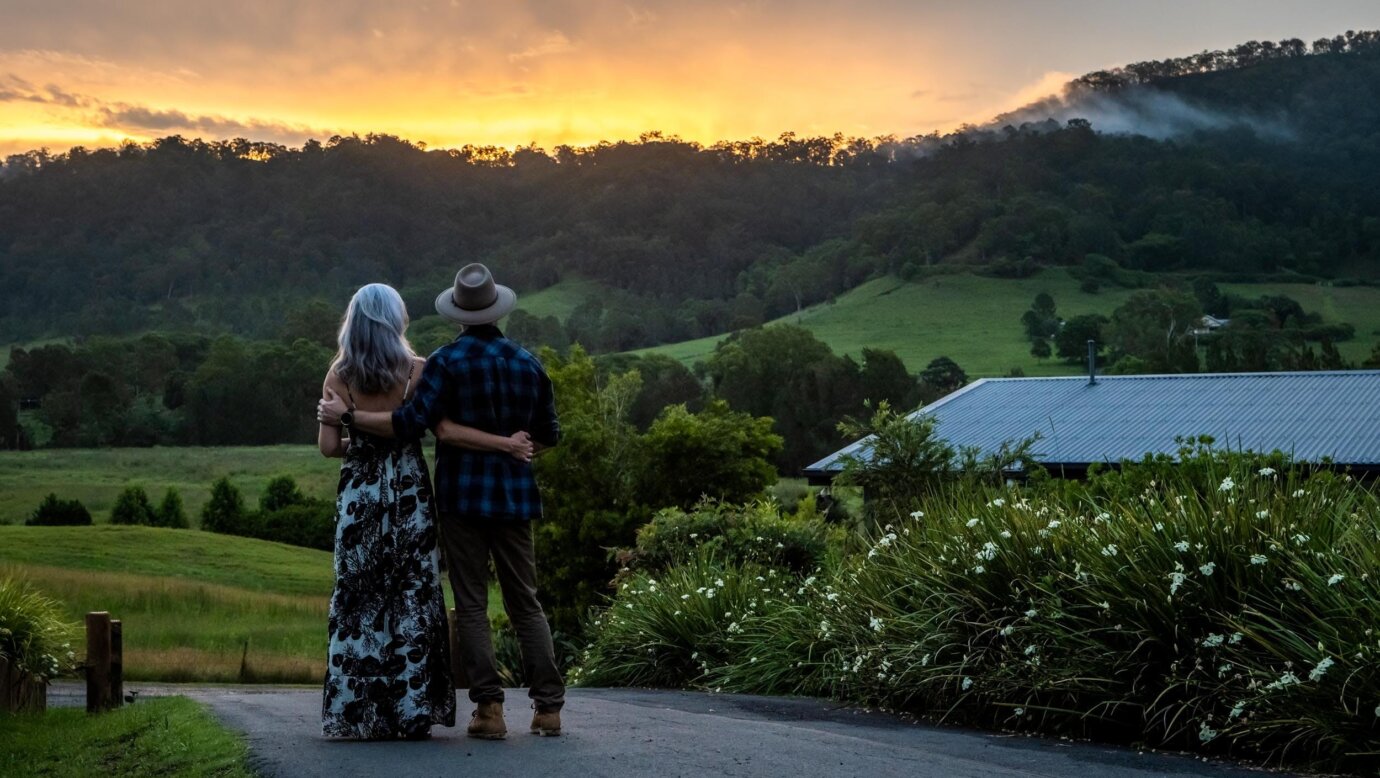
[530, 708, 562, 737]
[467, 702, 507, 740]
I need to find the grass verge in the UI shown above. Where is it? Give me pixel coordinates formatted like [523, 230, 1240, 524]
[0, 696, 253, 777]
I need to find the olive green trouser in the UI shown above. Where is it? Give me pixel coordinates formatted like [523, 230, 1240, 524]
[439, 514, 565, 713]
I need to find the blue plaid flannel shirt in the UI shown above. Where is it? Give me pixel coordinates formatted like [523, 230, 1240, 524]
[391, 325, 559, 520]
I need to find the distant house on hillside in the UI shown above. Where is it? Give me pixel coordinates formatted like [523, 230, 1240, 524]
[1191, 315, 1231, 337]
[803, 370, 1380, 483]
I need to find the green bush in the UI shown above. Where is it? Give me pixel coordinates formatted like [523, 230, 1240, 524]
[254, 500, 335, 551]
[622, 500, 836, 577]
[579, 451, 1380, 772]
[259, 475, 306, 513]
[109, 486, 156, 526]
[0, 576, 75, 679]
[154, 487, 189, 529]
[200, 477, 250, 535]
[25, 493, 92, 526]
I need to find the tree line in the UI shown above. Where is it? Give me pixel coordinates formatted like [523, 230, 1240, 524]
[2, 31, 1379, 352]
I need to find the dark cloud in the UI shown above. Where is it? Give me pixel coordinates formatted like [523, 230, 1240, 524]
[0, 74, 324, 142]
[92, 102, 324, 140]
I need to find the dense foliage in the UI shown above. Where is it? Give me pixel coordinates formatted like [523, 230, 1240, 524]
[2, 33, 1379, 349]
[24, 494, 92, 527]
[576, 446, 1380, 772]
[532, 348, 784, 634]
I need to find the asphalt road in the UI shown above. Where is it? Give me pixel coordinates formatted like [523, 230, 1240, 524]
[168, 686, 1286, 778]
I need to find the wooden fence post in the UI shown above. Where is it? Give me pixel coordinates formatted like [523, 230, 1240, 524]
[85, 611, 112, 713]
[110, 620, 124, 707]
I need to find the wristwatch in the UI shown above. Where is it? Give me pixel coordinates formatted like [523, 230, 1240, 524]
[339, 410, 355, 428]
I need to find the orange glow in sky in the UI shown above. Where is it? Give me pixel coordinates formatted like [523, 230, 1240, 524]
[2, 1, 1379, 157]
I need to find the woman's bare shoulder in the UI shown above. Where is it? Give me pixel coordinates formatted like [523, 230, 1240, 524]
[322, 367, 347, 393]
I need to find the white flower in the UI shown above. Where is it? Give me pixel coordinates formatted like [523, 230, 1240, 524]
[1024, 608, 1038, 618]
[1168, 571, 1188, 595]
[869, 616, 884, 633]
[1292, 533, 1310, 546]
[966, 518, 980, 528]
[1257, 467, 1276, 477]
[989, 498, 1006, 508]
[1199, 722, 1218, 743]
[1024, 644, 1038, 656]
[705, 589, 717, 599]
[910, 510, 924, 518]
[689, 533, 699, 539]
[972, 565, 986, 574]
[715, 578, 725, 587]
[1201, 633, 1225, 648]
[1047, 519, 1061, 529]
[1292, 489, 1306, 498]
[961, 677, 973, 690]
[1250, 554, 1267, 565]
[1218, 477, 1235, 492]
[1229, 701, 1247, 719]
[1327, 573, 1345, 586]
[1265, 671, 1300, 691]
[1309, 656, 1334, 681]
[749, 656, 758, 663]
[1283, 579, 1303, 591]
[999, 530, 1012, 539]
[1100, 544, 1118, 557]
[1255, 511, 1269, 519]
[1099, 601, 1110, 610]
[1230, 632, 1243, 644]
[976, 542, 998, 561]
[1000, 625, 1014, 636]
[825, 592, 839, 602]
[1014, 707, 1024, 716]
[1199, 562, 1216, 576]
[1174, 540, 1190, 552]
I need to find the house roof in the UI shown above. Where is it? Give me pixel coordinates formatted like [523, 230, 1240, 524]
[803, 370, 1380, 480]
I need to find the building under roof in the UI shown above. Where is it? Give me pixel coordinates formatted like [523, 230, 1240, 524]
[803, 370, 1380, 483]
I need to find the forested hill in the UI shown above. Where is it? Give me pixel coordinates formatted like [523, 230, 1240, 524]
[2, 30, 1379, 348]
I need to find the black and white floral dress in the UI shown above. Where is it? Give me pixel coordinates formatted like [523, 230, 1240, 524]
[322, 425, 456, 738]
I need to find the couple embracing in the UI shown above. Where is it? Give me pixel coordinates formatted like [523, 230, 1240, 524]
[314, 263, 564, 741]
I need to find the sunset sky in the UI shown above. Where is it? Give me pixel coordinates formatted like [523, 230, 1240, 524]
[2, 0, 1379, 157]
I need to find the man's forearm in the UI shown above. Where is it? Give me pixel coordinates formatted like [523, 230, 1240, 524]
[348, 409, 396, 438]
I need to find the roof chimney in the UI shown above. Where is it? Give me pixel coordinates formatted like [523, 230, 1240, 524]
[1087, 340, 1098, 386]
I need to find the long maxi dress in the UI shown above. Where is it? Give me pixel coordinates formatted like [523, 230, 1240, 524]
[321, 397, 456, 738]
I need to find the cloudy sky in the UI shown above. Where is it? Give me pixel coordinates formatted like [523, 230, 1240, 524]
[2, 0, 1378, 156]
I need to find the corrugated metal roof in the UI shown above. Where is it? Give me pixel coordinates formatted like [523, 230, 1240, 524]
[804, 370, 1380, 476]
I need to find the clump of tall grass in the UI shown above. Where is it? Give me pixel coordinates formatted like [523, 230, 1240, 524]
[0, 576, 76, 679]
[578, 450, 1380, 771]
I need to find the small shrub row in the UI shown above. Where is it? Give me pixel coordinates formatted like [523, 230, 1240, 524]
[110, 486, 189, 528]
[201, 476, 333, 551]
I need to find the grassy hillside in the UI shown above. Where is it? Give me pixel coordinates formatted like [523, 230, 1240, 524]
[0, 445, 342, 526]
[638, 270, 1380, 377]
[0, 526, 332, 682]
[0, 525, 501, 682]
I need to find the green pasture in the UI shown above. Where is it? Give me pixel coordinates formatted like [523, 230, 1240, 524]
[638, 270, 1380, 377]
[0, 445, 341, 526]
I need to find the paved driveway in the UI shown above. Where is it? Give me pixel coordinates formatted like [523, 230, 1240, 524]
[162, 686, 1286, 778]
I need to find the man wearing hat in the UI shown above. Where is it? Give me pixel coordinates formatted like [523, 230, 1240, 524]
[317, 263, 565, 740]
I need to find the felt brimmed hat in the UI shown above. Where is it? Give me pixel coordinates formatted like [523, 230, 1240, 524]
[434, 263, 517, 324]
